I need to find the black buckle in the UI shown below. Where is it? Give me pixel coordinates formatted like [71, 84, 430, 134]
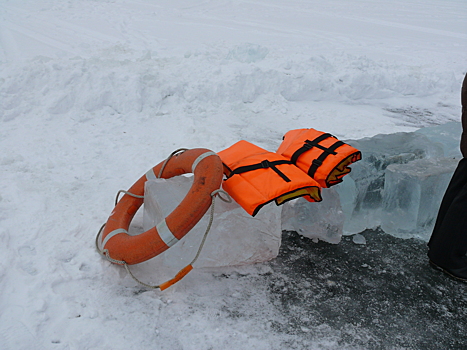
[304, 140, 314, 149]
[312, 159, 323, 167]
[260, 160, 270, 168]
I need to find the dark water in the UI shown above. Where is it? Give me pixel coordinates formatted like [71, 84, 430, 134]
[264, 229, 467, 349]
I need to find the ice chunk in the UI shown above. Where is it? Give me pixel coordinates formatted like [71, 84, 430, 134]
[336, 172, 383, 234]
[381, 157, 459, 240]
[415, 121, 462, 158]
[335, 123, 458, 235]
[143, 176, 282, 268]
[352, 233, 366, 245]
[281, 188, 344, 244]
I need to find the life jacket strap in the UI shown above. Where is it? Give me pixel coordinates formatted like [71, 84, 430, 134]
[290, 133, 336, 164]
[290, 133, 346, 178]
[229, 159, 292, 182]
[307, 141, 344, 178]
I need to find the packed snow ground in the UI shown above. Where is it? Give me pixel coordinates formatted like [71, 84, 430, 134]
[1, 0, 466, 349]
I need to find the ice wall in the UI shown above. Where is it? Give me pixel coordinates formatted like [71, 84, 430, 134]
[335, 121, 462, 240]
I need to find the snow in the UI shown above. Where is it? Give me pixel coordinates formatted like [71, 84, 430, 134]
[1, 0, 466, 349]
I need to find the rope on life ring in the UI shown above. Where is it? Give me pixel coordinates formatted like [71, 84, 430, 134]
[96, 148, 226, 290]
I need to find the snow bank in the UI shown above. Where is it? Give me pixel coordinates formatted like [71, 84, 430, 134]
[1, 0, 466, 349]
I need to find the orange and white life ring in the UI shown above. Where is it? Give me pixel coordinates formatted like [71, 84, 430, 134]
[99, 148, 223, 268]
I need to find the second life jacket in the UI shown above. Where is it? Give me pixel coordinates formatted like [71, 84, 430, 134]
[218, 140, 322, 216]
[277, 128, 361, 188]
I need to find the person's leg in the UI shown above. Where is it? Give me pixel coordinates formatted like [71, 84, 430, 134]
[428, 158, 467, 269]
[429, 158, 467, 246]
[461, 73, 467, 157]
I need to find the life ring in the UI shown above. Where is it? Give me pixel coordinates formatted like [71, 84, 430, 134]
[100, 148, 223, 265]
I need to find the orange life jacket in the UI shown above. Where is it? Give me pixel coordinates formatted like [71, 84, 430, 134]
[218, 140, 322, 216]
[277, 128, 361, 188]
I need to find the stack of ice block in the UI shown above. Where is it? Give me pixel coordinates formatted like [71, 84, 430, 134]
[335, 122, 462, 239]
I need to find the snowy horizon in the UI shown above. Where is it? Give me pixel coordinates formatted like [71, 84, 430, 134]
[1, 0, 466, 349]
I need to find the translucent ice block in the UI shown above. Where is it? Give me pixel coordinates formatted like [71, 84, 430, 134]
[281, 188, 344, 244]
[381, 157, 459, 240]
[143, 176, 282, 268]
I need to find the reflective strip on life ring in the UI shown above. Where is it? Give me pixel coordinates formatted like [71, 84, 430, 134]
[156, 219, 179, 248]
[101, 148, 223, 265]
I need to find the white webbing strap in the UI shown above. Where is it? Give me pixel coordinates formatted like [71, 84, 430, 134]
[101, 228, 128, 249]
[192, 151, 218, 173]
[156, 219, 179, 247]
